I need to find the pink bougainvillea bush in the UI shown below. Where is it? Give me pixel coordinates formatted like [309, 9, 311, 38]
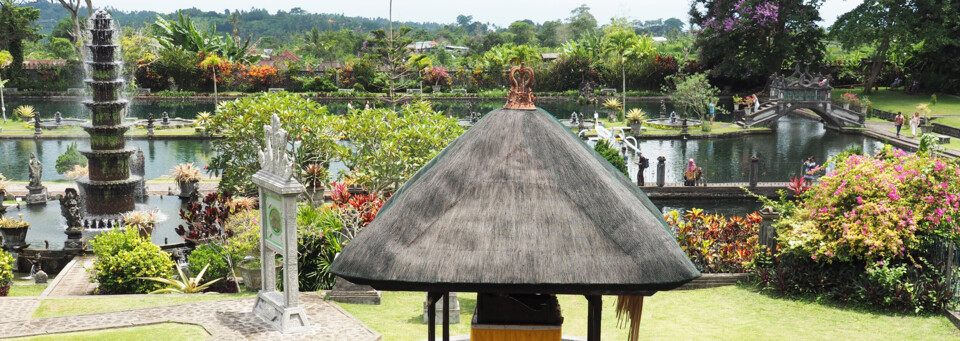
[756, 146, 959, 313]
[778, 147, 960, 264]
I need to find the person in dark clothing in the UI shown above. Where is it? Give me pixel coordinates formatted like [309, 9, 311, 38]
[633, 152, 649, 186]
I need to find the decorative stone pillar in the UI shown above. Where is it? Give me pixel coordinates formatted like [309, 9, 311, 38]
[758, 206, 780, 252]
[656, 156, 666, 187]
[54, 111, 62, 126]
[161, 112, 169, 125]
[749, 156, 759, 188]
[61, 188, 84, 254]
[251, 114, 310, 333]
[33, 113, 42, 138]
[146, 113, 155, 138]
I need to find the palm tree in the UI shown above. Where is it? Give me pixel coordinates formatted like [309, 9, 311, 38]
[199, 54, 225, 109]
[604, 29, 637, 121]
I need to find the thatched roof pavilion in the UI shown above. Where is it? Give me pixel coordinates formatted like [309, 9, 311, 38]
[330, 64, 699, 341]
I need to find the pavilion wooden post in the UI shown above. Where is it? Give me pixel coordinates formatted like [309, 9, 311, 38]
[586, 295, 602, 341]
[442, 292, 450, 341]
[427, 292, 447, 341]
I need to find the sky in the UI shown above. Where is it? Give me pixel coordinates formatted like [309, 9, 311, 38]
[93, 0, 863, 28]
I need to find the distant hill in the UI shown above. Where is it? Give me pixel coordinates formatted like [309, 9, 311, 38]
[24, 0, 442, 40]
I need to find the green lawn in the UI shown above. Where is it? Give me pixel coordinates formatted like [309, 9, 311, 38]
[933, 116, 960, 129]
[32, 292, 254, 318]
[8, 283, 47, 297]
[583, 119, 764, 136]
[832, 88, 959, 117]
[8, 322, 209, 341]
[874, 124, 960, 152]
[336, 286, 959, 340]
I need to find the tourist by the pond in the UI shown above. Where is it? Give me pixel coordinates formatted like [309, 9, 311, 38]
[894, 112, 905, 138]
[684, 159, 698, 186]
[347, 100, 354, 111]
[802, 156, 818, 187]
[621, 147, 630, 167]
[753, 94, 760, 112]
[910, 112, 921, 137]
[364, 101, 371, 110]
[633, 152, 649, 186]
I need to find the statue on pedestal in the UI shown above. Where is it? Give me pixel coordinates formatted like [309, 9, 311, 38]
[61, 188, 84, 252]
[25, 153, 48, 204]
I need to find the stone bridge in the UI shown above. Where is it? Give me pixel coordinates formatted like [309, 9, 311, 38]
[739, 65, 865, 130]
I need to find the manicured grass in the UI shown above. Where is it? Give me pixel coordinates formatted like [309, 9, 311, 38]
[32, 292, 254, 318]
[832, 88, 960, 117]
[8, 322, 209, 341]
[933, 116, 960, 129]
[875, 125, 960, 152]
[8, 283, 47, 297]
[583, 119, 765, 136]
[336, 286, 959, 340]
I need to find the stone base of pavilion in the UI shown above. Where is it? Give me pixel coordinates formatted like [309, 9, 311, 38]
[0, 293, 380, 340]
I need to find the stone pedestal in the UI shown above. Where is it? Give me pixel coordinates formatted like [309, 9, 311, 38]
[656, 156, 666, 187]
[423, 292, 460, 324]
[327, 276, 381, 305]
[749, 156, 760, 188]
[24, 185, 48, 205]
[253, 290, 310, 333]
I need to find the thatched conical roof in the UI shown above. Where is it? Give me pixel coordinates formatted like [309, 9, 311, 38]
[330, 107, 700, 295]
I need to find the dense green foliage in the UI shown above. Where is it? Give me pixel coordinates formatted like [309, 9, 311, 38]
[208, 92, 339, 195]
[296, 204, 344, 291]
[55, 141, 86, 174]
[0, 249, 13, 294]
[0, 0, 41, 88]
[90, 227, 176, 295]
[593, 140, 627, 175]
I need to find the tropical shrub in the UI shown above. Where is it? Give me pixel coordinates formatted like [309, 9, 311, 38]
[170, 163, 201, 183]
[141, 263, 222, 294]
[757, 146, 960, 313]
[175, 192, 246, 242]
[337, 101, 462, 195]
[297, 204, 344, 291]
[593, 140, 627, 176]
[779, 147, 960, 264]
[90, 227, 176, 294]
[0, 249, 13, 296]
[55, 142, 87, 174]
[223, 209, 260, 259]
[186, 244, 233, 292]
[665, 209, 761, 273]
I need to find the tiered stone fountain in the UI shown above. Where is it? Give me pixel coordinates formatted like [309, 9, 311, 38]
[76, 10, 138, 220]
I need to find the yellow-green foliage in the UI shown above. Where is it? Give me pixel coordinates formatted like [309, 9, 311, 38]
[0, 249, 14, 286]
[90, 228, 176, 294]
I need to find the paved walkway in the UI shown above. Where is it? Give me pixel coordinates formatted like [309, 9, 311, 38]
[41, 256, 97, 297]
[862, 121, 960, 158]
[0, 294, 381, 340]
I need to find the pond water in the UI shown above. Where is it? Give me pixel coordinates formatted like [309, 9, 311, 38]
[12, 196, 186, 250]
[0, 139, 214, 181]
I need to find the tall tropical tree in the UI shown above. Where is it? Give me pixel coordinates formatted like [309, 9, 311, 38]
[199, 54, 224, 108]
[0, 50, 9, 123]
[690, 0, 825, 85]
[0, 0, 40, 88]
[831, 0, 916, 94]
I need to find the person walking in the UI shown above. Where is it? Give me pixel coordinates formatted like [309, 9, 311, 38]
[910, 112, 921, 137]
[684, 159, 698, 186]
[708, 100, 716, 124]
[802, 156, 818, 187]
[894, 112, 905, 138]
[633, 152, 649, 186]
[620, 147, 630, 168]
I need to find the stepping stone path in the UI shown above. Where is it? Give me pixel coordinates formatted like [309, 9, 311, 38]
[0, 294, 381, 340]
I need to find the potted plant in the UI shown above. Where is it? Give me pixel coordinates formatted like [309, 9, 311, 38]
[732, 95, 742, 112]
[860, 96, 871, 115]
[194, 111, 212, 136]
[122, 210, 159, 239]
[602, 98, 622, 122]
[425, 66, 449, 93]
[301, 164, 328, 206]
[917, 103, 934, 134]
[743, 96, 755, 116]
[0, 216, 29, 249]
[171, 163, 201, 198]
[625, 108, 646, 136]
[0, 249, 13, 296]
[840, 92, 857, 110]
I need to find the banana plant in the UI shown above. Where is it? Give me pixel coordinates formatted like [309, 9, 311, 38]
[140, 263, 221, 294]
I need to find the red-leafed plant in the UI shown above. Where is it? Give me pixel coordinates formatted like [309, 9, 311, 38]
[786, 176, 810, 195]
[665, 208, 762, 273]
[176, 192, 251, 243]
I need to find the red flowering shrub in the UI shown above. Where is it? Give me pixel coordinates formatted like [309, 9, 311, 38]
[666, 208, 761, 273]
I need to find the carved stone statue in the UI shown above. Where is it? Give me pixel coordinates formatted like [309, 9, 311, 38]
[161, 112, 170, 125]
[60, 188, 83, 231]
[28, 153, 42, 188]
